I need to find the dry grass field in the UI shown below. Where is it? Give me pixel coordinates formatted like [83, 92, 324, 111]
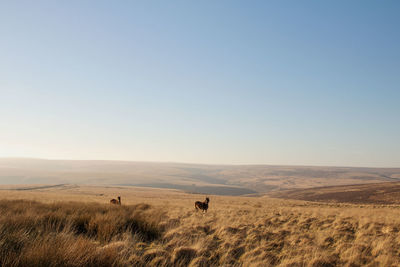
[1, 185, 400, 266]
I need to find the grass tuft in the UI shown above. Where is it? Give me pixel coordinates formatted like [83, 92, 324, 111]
[0, 200, 162, 267]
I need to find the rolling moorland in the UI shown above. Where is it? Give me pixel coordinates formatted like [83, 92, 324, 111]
[2, 159, 400, 266]
[1, 158, 400, 195]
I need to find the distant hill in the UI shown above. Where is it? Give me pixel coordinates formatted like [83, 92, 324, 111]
[269, 181, 400, 204]
[0, 158, 399, 195]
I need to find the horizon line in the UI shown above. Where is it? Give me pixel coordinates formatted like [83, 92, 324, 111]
[0, 157, 399, 169]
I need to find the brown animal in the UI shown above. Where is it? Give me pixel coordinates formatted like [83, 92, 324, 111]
[195, 197, 210, 212]
[110, 196, 121, 205]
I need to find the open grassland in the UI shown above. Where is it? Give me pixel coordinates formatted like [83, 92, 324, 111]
[1, 186, 400, 266]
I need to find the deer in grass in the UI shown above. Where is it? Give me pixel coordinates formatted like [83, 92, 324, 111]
[195, 197, 210, 213]
[110, 196, 121, 205]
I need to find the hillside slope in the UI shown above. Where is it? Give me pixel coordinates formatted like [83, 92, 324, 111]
[269, 181, 400, 204]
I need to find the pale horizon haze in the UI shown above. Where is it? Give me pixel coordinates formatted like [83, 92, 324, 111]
[1, 1, 399, 168]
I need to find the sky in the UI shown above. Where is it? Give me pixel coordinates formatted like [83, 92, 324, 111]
[0, 1, 399, 167]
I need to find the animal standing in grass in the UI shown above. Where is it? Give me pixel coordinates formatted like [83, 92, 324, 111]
[195, 197, 210, 213]
[110, 196, 121, 205]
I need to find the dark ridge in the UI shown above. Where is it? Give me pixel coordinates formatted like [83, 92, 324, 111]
[269, 181, 400, 204]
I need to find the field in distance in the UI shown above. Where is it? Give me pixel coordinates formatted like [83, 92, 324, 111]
[1, 185, 400, 266]
[1, 158, 400, 195]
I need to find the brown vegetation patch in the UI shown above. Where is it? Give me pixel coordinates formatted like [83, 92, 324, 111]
[270, 182, 400, 204]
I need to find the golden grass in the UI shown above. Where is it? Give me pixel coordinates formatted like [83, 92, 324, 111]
[1, 186, 400, 266]
[0, 199, 162, 267]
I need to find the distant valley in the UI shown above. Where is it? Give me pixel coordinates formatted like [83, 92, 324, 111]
[1, 158, 400, 196]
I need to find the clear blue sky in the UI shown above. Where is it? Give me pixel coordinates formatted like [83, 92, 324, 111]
[1, 1, 399, 167]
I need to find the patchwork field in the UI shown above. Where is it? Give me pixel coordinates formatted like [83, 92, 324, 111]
[2, 185, 400, 266]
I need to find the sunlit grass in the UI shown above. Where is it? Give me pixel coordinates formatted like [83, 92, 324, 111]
[1, 192, 400, 266]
